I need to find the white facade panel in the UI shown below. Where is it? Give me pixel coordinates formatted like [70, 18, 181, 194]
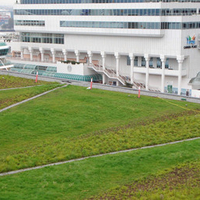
[12, 1, 200, 93]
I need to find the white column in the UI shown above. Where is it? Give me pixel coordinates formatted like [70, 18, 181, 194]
[160, 55, 166, 93]
[51, 48, 55, 63]
[129, 53, 134, 84]
[144, 54, 150, 91]
[138, 56, 142, 67]
[87, 51, 93, 64]
[115, 52, 120, 86]
[75, 50, 80, 62]
[62, 49, 67, 61]
[28, 47, 33, 61]
[101, 51, 106, 84]
[39, 48, 44, 62]
[20, 48, 24, 60]
[115, 52, 120, 77]
[177, 55, 184, 95]
[153, 57, 157, 68]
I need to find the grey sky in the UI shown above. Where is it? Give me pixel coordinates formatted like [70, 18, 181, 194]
[1, 0, 15, 5]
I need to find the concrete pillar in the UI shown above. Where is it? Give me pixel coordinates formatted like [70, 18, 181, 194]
[28, 47, 33, 61]
[115, 52, 120, 77]
[101, 51, 106, 84]
[62, 49, 67, 61]
[87, 51, 93, 64]
[51, 48, 55, 63]
[144, 54, 150, 91]
[177, 55, 184, 95]
[129, 53, 134, 84]
[115, 52, 120, 86]
[75, 50, 80, 62]
[160, 55, 166, 93]
[20, 48, 24, 60]
[138, 56, 142, 67]
[101, 51, 106, 70]
[39, 48, 44, 62]
[153, 57, 157, 68]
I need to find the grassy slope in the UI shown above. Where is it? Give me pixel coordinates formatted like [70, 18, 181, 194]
[0, 74, 60, 109]
[0, 75, 54, 89]
[2, 85, 198, 141]
[0, 84, 62, 109]
[90, 161, 200, 200]
[0, 85, 199, 172]
[0, 139, 200, 200]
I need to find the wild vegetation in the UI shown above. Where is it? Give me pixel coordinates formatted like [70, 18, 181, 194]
[0, 74, 55, 89]
[0, 111, 199, 172]
[0, 139, 200, 200]
[0, 85, 199, 172]
[0, 76, 199, 199]
[89, 160, 200, 200]
[0, 84, 62, 110]
[0, 74, 61, 109]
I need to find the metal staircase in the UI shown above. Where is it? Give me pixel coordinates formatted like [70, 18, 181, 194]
[88, 63, 127, 85]
[88, 63, 160, 91]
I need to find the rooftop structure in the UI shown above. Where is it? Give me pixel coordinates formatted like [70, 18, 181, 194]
[0, 42, 13, 69]
[11, 0, 200, 94]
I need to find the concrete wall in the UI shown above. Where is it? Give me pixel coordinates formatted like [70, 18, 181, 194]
[192, 89, 200, 98]
[57, 61, 94, 75]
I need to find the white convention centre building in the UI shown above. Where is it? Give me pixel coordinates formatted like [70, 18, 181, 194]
[9, 0, 200, 95]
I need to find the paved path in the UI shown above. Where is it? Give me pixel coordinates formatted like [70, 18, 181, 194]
[0, 84, 68, 113]
[0, 85, 45, 91]
[0, 137, 199, 177]
[72, 81, 200, 104]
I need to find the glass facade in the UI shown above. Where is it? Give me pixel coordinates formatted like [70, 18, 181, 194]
[14, 8, 197, 16]
[19, 0, 200, 4]
[15, 9, 160, 16]
[60, 21, 200, 29]
[15, 20, 45, 26]
[134, 57, 138, 66]
[21, 33, 64, 44]
[0, 48, 9, 56]
[60, 21, 161, 29]
[127, 56, 169, 68]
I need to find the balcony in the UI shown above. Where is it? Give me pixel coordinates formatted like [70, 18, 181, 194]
[134, 66, 187, 76]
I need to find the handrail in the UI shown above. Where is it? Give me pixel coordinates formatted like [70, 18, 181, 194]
[88, 63, 126, 85]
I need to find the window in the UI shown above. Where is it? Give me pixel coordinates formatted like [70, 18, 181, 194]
[127, 56, 130, 65]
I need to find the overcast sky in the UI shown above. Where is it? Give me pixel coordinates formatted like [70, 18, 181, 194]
[1, 0, 15, 5]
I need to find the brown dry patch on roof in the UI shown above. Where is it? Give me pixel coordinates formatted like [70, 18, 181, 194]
[89, 162, 200, 200]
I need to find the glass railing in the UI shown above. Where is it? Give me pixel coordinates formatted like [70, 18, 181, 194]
[0, 43, 6, 47]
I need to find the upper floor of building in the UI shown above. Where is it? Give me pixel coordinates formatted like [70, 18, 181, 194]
[16, 0, 200, 4]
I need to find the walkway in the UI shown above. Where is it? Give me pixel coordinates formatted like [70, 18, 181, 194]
[1, 70, 200, 104]
[0, 85, 43, 91]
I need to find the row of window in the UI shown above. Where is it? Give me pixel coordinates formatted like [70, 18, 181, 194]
[0, 49, 9, 56]
[15, 20, 200, 30]
[14, 8, 197, 16]
[21, 33, 64, 44]
[60, 21, 200, 29]
[19, 0, 200, 4]
[15, 20, 45, 26]
[127, 56, 169, 68]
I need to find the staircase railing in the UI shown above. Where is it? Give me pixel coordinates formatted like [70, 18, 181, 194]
[88, 63, 126, 85]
